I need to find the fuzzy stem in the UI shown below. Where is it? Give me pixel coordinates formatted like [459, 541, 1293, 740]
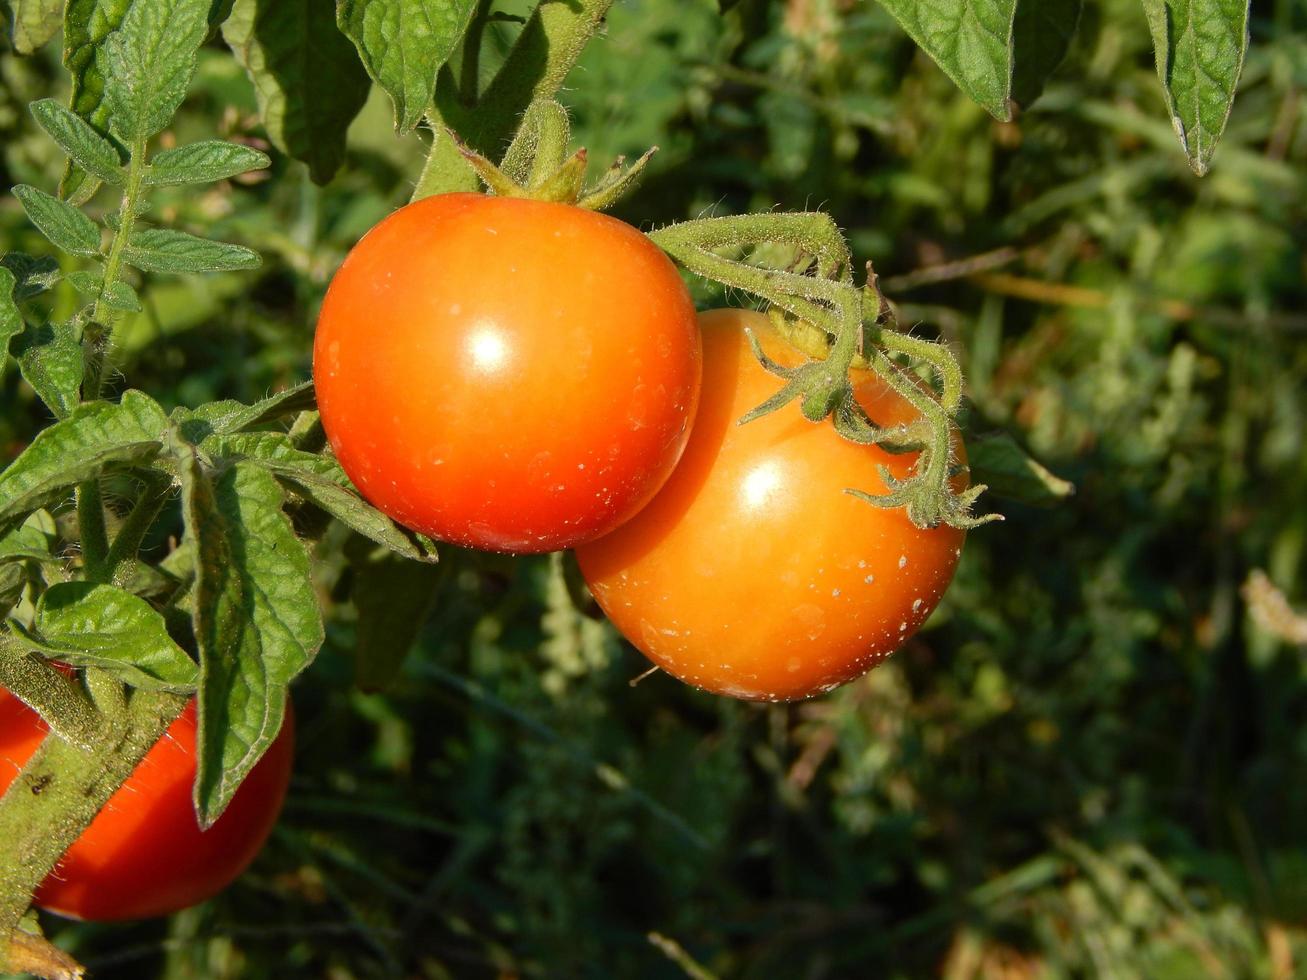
[411, 0, 613, 201]
[74, 479, 108, 581]
[94, 137, 148, 325]
[0, 688, 187, 958]
[104, 470, 173, 582]
[0, 640, 101, 750]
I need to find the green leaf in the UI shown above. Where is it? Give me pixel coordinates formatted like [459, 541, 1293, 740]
[123, 228, 261, 274]
[0, 391, 168, 528]
[967, 432, 1074, 507]
[337, 0, 477, 135]
[345, 534, 443, 692]
[179, 454, 320, 825]
[1010, 0, 1082, 109]
[145, 140, 271, 185]
[29, 98, 125, 183]
[875, 0, 1018, 120]
[173, 381, 316, 441]
[1141, 0, 1251, 175]
[98, 0, 209, 140]
[63, 0, 133, 136]
[5, 0, 62, 54]
[0, 269, 20, 383]
[0, 254, 61, 300]
[0, 510, 57, 564]
[203, 431, 437, 563]
[13, 320, 84, 419]
[12, 184, 102, 256]
[68, 272, 142, 312]
[223, 0, 371, 184]
[29, 582, 198, 691]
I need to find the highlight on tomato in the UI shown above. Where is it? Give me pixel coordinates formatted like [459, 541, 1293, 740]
[313, 192, 702, 554]
[0, 688, 294, 921]
[575, 308, 967, 702]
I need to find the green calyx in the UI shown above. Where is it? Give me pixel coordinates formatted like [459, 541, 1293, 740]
[450, 99, 655, 210]
[649, 215, 1001, 531]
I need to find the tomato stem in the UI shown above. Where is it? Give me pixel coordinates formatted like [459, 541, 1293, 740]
[0, 688, 187, 965]
[0, 643, 100, 750]
[411, 0, 613, 201]
[649, 213, 998, 529]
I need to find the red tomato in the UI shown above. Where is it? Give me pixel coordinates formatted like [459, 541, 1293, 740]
[313, 193, 701, 553]
[575, 308, 967, 701]
[0, 689, 293, 921]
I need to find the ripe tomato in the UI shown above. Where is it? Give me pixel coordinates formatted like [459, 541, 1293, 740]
[0, 689, 293, 921]
[575, 308, 967, 701]
[314, 193, 701, 553]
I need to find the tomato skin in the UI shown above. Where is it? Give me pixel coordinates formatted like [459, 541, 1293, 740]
[575, 309, 966, 702]
[313, 192, 701, 553]
[0, 690, 293, 921]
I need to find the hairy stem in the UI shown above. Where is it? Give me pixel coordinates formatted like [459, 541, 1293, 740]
[0, 688, 187, 958]
[0, 641, 101, 750]
[104, 470, 173, 582]
[94, 137, 148, 325]
[75, 478, 108, 581]
[411, 0, 613, 201]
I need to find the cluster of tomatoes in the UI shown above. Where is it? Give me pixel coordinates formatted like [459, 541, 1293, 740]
[1, 191, 964, 927]
[314, 192, 966, 704]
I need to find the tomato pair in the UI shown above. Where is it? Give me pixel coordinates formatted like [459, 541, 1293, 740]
[315, 195, 964, 701]
[0, 689, 293, 921]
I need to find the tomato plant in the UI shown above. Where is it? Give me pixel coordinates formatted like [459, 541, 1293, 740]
[314, 192, 702, 554]
[0, 690, 293, 922]
[576, 309, 967, 701]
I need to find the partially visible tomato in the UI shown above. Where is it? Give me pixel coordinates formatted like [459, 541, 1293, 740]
[575, 308, 966, 702]
[313, 192, 702, 553]
[0, 689, 294, 921]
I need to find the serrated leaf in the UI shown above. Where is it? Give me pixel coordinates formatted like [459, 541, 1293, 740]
[6, 0, 62, 54]
[30, 582, 198, 691]
[875, 0, 1018, 120]
[173, 382, 316, 442]
[0, 254, 61, 301]
[0, 391, 168, 528]
[0, 269, 20, 383]
[1141, 0, 1250, 175]
[98, 0, 209, 140]
[13, 320, 84, 419]
[345, 534, 443, 691]
[123, 228, 260, 274]
[337, 0, 477, 135]
[204, 431, 437, 562]
[179, 455, 319, 825]
[145, 140, 271, 186]
[29, 98, 125, 183]
[967, 432, 1074, 507]
[12, 184, 102, 256]
[63, 0, 133, 137]
[1010, 0, 1081, 108]
[223, 0, 371, 184]
[0, 510, 57, 564]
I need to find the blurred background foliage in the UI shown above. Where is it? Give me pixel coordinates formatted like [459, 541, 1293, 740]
[3, 0, 1307, 976]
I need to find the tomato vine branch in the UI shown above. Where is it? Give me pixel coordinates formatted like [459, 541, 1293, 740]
[649, 214, 997, 529]
[0, 689, 188, 969]
[412, 0, 614, 201]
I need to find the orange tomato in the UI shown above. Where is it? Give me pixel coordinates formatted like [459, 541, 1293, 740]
[575, 308, 966, 701]
[0, 690, 293, 920]
[313, 193, 701, 553]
